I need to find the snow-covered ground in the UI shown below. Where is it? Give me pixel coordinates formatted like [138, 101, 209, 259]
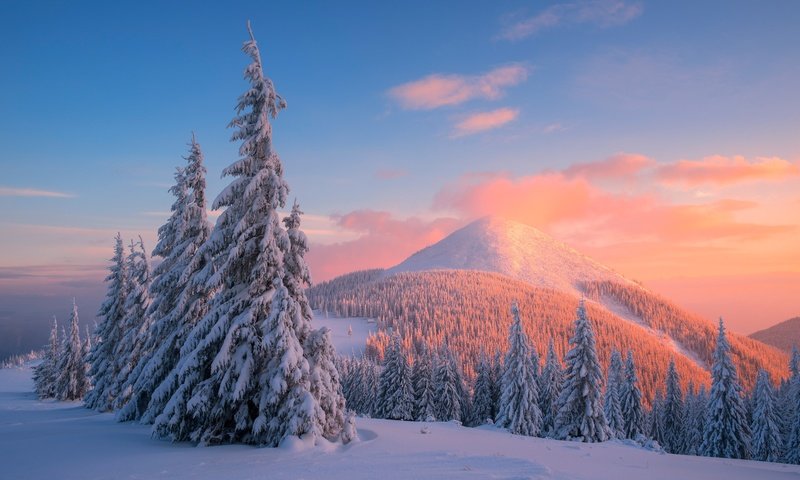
[2, 366, 799, 480]
[312, 310, 375, 357]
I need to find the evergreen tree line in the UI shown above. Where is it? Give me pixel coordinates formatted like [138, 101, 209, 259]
[32, 300, 92, 401]
[340, 300, 800, 464]
[34, 23, 353, 447]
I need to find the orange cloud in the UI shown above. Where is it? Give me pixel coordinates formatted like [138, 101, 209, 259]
[656, 155, 800, 186]
[452, 108, 519, 137]
[563, 153, 655, 179]
[388, 65, 528, 110]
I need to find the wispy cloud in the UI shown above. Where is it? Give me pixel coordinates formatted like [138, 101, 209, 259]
[375, 168, 409, 180]
[388, 64, 528, 110]
[656, 155, 800, 186]
[0, 187, 75, 198]
[452, 108, 520, 137]
[499, 0, 642, 41]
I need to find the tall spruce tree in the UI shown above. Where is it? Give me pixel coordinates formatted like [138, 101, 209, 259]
[118, 136, 212, 423]
[538, 339, 563, 437]
[554, 299, 610, 442]
[154, 23, 334, 446]
[85, 233, 128, 411]
[113, 237, 152, 411]
[700, 318, 750, 459]
[662, 359, 685, 454]
[412, 344, 437, 422]
[56, 300, 90, 400]
[434, 342, 465, 422]
[496, 304, 541, 436]
[469, 351, 495, 426]
[603, 350, 625, 439]
[750, 370, 783, 462]
[620, 350, 645, 439]
[376, 333, 414, 420]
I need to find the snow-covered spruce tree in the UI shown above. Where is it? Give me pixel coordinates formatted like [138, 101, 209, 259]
[785, 348, 800, 465]
[685, 384, 707, 455]
[33, 317, 60, 399]
[412, 344, 437, 422]
[786, 405, 800, 464]
[620, 350, 645, 439]
[700, 318, 750, 459]
[661, 359, 685, 454]
[603, 349, 625, 439]
[113, 237, 153, 411]
[56, 300, 90, 400]
[155, 24, 337, 447]
[85, 233, 128, 411]
[538, 339, 563, 437]
[750, 370, 783, 462]
[285, 201, 346, 439]
[649, 390, 666, 446]
[496, 304, 541, 436]
[434, 342, 465, 423]
[554, 299, 610, 442]
[376, 332, 414, 420]
[134, 139, 214, 425]
[469, 351, 495, 426]
[117, 139, 210, 422]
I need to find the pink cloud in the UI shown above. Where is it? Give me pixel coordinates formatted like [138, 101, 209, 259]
[656, 155, 800, 186]
[305, 211, 463, 282]
[499, 0, 643, 41]
[452, 108, 520, 137]
[563, 153, 655, 179]
[388, 65, 528, 110]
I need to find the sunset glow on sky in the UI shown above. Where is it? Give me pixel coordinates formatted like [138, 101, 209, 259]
[0, 1, 798, 339]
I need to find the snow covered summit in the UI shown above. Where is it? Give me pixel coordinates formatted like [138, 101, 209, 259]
[388, 216, 631, 294]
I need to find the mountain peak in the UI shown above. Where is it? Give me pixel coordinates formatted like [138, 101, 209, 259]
[387, 216, 631, 293]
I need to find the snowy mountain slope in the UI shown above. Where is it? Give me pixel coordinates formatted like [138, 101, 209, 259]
[312, 310, 376, 357]
[387, 216, 633, 294]
[309, 217, 789, 395]
[3, 366, 798, 480]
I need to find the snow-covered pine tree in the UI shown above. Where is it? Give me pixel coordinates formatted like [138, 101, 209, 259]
[284, 201, 346, 439]
[785, 347, 800, 465]
[538, 339, 563, 437]
[469, 351, 495, 426]
[603, 349, 624, 439]
[620, 350, 645, 439]
[56, 300, 90, 400]
[155, 23, 330, 447]
[491, 350, 503, 416]
[376, 332, 414, 420]
[113, 237, 153, 411]
[412, 344, 437, 422]
[133, 138, 214, 425]
[661, 359, 685, 454]
[700, 318, 751, 459]
[750, 370, 783, 462]
[496, 304, 541, 436]
[85, 233, 128, 411]
[434, 342, 465, 423]
[305, 327, 345, 438]
[554, 299, 610, 442]
[684, 384, 707, 456]
[33, 317, 60, 399]
[650, 390, 666, 446]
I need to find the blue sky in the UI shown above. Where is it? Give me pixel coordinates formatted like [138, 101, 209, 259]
[1, 1, 799, 353]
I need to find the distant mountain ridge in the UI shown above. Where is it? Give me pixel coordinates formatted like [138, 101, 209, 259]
[309, 216, 789, 400]
[749, 317, 800, 352]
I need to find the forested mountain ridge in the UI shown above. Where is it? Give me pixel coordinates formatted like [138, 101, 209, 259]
[308, 217, 788, 402]
[749, 317, 800, 353]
